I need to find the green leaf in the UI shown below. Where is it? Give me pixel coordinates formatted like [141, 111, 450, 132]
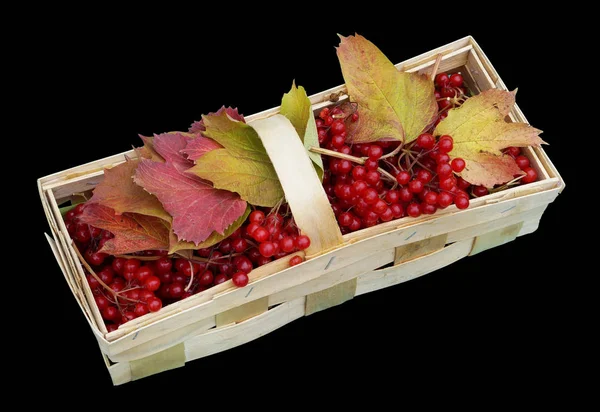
[280, 82, 324, 180]
[188, 111, 284, 207]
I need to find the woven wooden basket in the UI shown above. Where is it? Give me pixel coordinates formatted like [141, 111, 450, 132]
[38, 36, 564, 385]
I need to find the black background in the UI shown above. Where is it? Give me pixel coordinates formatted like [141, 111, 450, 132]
[29, 19, 577, 399]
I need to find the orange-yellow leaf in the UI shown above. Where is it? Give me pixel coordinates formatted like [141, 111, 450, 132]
[434, 89, 545, 187]
[337, 34, 437, 143]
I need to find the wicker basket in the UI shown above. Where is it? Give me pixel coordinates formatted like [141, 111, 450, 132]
[38, 36, 564, 385]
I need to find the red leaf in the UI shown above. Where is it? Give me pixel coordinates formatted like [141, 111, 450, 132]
[134, 159, 247, 245]
[79, 204, 170, 254]
[152, 132, 194, 172]
[182, 137, 222, 161]
[189, 106, 245, 133]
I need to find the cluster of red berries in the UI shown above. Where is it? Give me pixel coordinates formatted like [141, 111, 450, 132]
[434, 71, 467, 124]
[504, 146, 538, 184]
[316, 103, 472, 233]
[64, 203, 310, 331]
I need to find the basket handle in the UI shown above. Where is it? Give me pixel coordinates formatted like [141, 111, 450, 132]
[250, 114, 343, 257]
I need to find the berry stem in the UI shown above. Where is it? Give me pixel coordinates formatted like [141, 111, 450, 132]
[379, 141, 404, 160]
[488, 174, 525, 193]
[185, 260, 195, 292]
[309, 146, 397, 182]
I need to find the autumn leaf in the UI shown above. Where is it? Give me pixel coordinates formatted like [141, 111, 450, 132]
[87, 159, 171, 222]
[187, 111, 284, 207]
[182, 136, 222, 161]
[168, 206, 250, 254]
[336, 34, 437, 144]
[138, 135, 164, 162]
[189, 106, 244, 133]
[134, 159, 247, 245]
[79, 203, 170, 254]
[280, 82, 323, 180]
[434, 89, 545, 187]
[152, 132, 194, 172]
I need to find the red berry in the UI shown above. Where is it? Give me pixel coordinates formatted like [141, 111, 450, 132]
[520, 167, 538, 184]
[124, 259, 141, 273]
[472, 186, 489, 197]
[214, 274, 228, 285]
[134, 303, 149, 317]
[144, 276, 161, 292]
[406, 202, 422, 217]
[246, 222, 261, 237]
[379, 207, 393, 222]
[436, 163, 453, 178]
[361, 187, 379, 204]
[454, 195, 470, 209]
[390, 203, 404, 218]
[338, 212, 354, 227]
[385, 190, 400, 204]
[368, 145, 383, 160]
[398, 187, 413, 202]
[84, 248, 107, 266]
[102, 306, 120, 321]
[95, 295, 110, 311]
[349, 217, 362, 231]
[295, 235, 311, 251]
[364, 158, 379, 171]
[422, 203, 437, 215]
[232, 238, 248, 253]
[253, 227, 270, 243]
[136, 266, 154, 283]
[505, 146, 521, 157]
[289, 255, 303, 267]
[259, 241, 276, 258]
[440, 177, 457, 191]
[436, 153, 450, 164]
[396, 171, 411, 185]
[424, 191, 438, 205]
[351, 180, 368, 196]
[232, 272, 249, 287]
[416, 169, 433, 183]
[440, 87, 456, 98]
[351, 112, 359, 122]
[438, 98, 453, 111]
[219, 239, 233, 254]
[331, 134, 346, 149]
[139, 290, 154, 302]
[416, 133, 436, 150]
[338, 160, 353, 174]
[451, 158, 466, 173]
[437, 192, 454, 208]
[155, 257, 172, 275]
[147, 297, 163, 312]
[449, 73, 464, 88]
[456, 177, 471, 190]
[352, 166, 367, 181]
[515, 155, 530, 170]
[438, 135, 454, 153]
[319, 107, 330, 120]
[365, 170, 381, 186]
[408, 179, 424, 194]
[169, 282, 185, 299]
[235, 256, 253, 273]
[199, 271, 214, 286]
[435, 73, 450, 87]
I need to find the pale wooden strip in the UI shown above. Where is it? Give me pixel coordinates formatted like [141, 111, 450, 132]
[469, 222, 524, 255]
[356, 238, 474, 296]
[184, 297, 306, 361]
[268, 248, 394, 307]
[466, 49, 496, 91]
[107, 316, 216, 363]
[305, 278, 357, 316]
[410, 45, 472, 75]
[250, 115, 343, 257]
[447, 205, 547, 244]
[108, 360, 132, 386]
[394, 234, 447, 265]
[130, 343, 185, 381]
[46, 189, 107, 336]
[216, 297, 268, 327]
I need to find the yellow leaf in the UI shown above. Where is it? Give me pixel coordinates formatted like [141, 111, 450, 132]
[280, 82, 323, 180]
[434, 89, 545, 187]
[337, 34, 437, 143]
